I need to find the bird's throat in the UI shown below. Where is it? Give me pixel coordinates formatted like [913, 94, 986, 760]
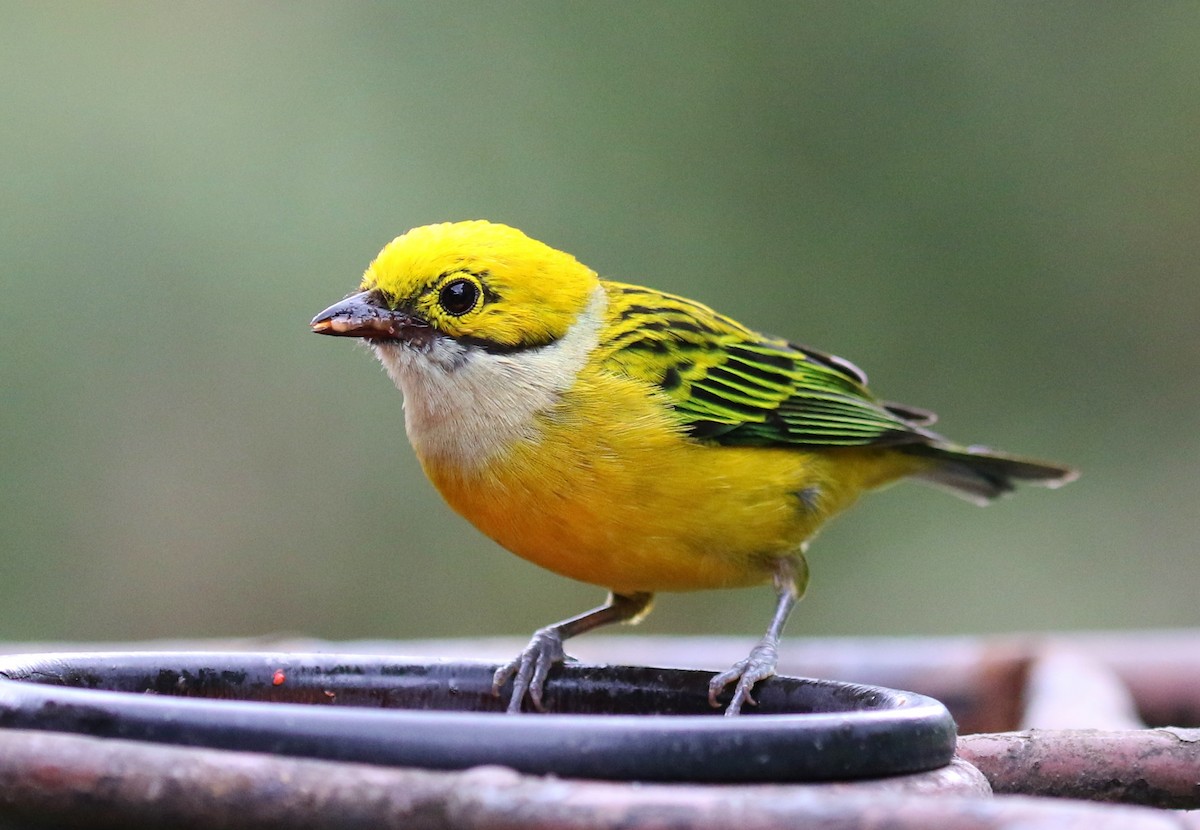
[372, 286, 608, 470]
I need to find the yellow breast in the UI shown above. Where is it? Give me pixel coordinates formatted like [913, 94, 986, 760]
[420, 363, 925, 594]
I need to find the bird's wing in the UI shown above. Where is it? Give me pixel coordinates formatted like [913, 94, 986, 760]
[599, 283, 934, 447]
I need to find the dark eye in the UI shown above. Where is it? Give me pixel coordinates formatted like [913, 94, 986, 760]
[438, 278, 479, 316]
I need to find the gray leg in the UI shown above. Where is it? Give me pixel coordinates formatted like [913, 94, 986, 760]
[708, 554, 809, 715]
[493, 591, 654, 713]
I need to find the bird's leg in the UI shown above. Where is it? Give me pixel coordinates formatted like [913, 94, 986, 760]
[493, 591, 654, 713]
[708, 553, 809, 715]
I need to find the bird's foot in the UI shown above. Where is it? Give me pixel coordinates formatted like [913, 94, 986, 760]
[708, 638, 779, 716]
[492, 626, 568, 713]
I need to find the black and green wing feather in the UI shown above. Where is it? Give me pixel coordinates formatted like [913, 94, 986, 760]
[600, 283, 933, 448]
[599, 282, 1077, 502]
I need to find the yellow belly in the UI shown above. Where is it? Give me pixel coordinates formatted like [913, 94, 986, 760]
[419, 370, 926, 594]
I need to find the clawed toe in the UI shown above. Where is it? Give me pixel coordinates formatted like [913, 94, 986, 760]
[708, 640, 780, 716]
[493, 627, 567, 713]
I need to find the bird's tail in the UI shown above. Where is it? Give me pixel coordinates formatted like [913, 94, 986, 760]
[901, 443, 1078, 506]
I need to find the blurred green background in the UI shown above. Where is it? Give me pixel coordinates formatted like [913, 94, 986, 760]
[1, 2, 1196, 646]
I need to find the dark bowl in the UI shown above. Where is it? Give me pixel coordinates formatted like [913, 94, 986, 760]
[0, 652, 956, 782]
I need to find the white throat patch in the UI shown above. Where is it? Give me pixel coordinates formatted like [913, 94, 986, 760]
[371, 285, 607, 468]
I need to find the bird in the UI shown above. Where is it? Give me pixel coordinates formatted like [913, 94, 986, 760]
[310, 220, 1077, 715]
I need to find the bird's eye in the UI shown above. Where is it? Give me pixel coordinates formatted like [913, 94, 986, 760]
[438, 278, 479, 316]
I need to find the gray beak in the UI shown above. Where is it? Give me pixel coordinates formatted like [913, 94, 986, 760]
[310, 291, 426, 340]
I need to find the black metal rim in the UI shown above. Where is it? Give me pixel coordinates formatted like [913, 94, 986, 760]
[0, 652, 956, 782]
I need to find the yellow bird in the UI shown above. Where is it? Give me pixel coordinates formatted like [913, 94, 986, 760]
[310, 220, 1076, 715]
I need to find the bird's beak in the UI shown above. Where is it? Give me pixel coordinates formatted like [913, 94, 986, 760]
[310, 291, 426, 340]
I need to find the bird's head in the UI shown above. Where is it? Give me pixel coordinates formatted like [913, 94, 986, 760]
[310, 221, 599, 366]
